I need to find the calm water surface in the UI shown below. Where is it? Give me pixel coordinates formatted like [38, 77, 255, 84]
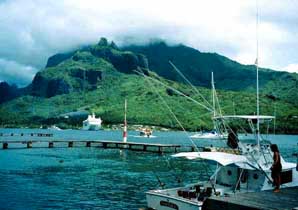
[0, 128, 297, 209]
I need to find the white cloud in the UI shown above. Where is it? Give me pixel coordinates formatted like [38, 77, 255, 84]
[283, 64, 298, 73]
[0, 0, 297, 86]
[0, 58, 38, 87]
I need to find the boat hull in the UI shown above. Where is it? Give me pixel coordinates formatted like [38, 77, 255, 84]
[146, 191, 202, 210]
[82, 124, 101, 131]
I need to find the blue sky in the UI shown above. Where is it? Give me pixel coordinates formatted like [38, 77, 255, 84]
[0, 0, 297, 86]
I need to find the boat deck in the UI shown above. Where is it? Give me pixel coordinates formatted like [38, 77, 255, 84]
[202, 186, 298, 210]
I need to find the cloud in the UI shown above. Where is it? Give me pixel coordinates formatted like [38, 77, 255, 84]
[0, 58, 38, 87]
[283, 64, 298, 73]
[0, 0, 297, 86]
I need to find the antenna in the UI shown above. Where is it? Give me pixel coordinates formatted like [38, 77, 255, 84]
[211, 72, 216, 118]
[256, 0, 260, 149]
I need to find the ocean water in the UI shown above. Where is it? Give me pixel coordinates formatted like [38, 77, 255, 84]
[0, 128, 297, 209]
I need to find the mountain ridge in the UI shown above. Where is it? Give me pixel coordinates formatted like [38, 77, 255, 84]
[0, 38, 297, 133]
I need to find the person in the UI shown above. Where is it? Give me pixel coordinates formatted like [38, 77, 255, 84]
[270, 144, 282, 192]
[227, 129, 238, 149]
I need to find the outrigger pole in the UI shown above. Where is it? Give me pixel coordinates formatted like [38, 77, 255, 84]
[256, 0, 260, 149]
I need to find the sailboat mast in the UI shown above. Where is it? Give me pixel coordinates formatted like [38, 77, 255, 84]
[211, 72, 216, 118]
[256, 0, 260, 148]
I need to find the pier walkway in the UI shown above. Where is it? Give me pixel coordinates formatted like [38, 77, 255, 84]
[0, 139, 198, 153]
[202, 186, 298, 210]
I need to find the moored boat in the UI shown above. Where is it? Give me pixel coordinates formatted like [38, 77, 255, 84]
[82, 113, 102, 130]
[139, 128, 153, 138]
[146, 115, 298, 210]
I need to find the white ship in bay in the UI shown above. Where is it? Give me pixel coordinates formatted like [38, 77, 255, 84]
[82, 113, 102, 130]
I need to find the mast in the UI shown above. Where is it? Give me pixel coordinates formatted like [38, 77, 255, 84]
[256, 0, 260, 148]
[123, 99, 127, 143]
[211, 72, 216, 119]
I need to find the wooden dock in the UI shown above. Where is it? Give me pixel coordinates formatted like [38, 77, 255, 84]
[0, 140, 197, 153]
[202, 186, 298, 210]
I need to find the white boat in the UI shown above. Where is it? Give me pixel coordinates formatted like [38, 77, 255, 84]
[82, 113, 102, 130]
[139, 128, 153, 138]
[48, 125, 62, 130]
[190, 130, 227, 139]
[191, 72, 227, 140]
[146, 116, 298, 210]
[146, 7, 298, 208]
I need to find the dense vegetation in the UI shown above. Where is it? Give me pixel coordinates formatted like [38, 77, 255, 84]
[125, 42, 298, 105]
[0, 38, 297, 133]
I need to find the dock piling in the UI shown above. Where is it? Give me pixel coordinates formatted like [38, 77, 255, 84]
[27, 142, 32, 148]
[86, 141, 91, 147]
[68, 141, 73, 147]
[2, 142, 8, 149]
[49, 142, 54, 148]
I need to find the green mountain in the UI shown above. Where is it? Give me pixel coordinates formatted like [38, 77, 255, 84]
[0, 38, 297, 133]
[124, 42, 298, 105]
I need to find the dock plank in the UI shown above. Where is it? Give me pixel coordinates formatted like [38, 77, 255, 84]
[202, 186, 298, 210]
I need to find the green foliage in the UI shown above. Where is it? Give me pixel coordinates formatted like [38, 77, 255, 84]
[1, 38, 297, 133]
[124, 42, 298, 105]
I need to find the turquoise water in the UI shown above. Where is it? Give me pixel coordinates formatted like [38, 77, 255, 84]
[0, 128, 297, 209]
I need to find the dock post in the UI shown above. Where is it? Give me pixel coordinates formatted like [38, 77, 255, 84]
[49, 142, 54, 148]
[143, 145, 147, 151]
[68, 141, 73, 147]
[3, 142, 8, 149]
[158, 146, 163, 154]
[27, 142, 32, 148]
[174, 146, 178, 153]
[86, 141, 91, 147]
[102, 142, 107, 148]
[191, 146, 195, 152]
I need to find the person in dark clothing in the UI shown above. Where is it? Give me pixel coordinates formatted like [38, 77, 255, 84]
[270, 144, 282, 192]
[227, 129, 238, 149]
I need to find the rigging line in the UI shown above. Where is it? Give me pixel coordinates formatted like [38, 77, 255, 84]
[141, 71, 200, 152]
[140, 70, 214, 185]
[134, 69, 213, 113]
[256, 0, 260, 149]
[234, 168, 244, 193]
[152, 170, 166, 189]
[165, 156, 183, 183]
[168, 61, 213, 109]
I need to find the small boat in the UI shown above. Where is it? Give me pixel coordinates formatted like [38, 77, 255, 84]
[48, 125, 62, 131]
[139, 128, 153, 138]
[190, 130, 227, 139]
[82, 113, 102, 130]
[191, 72, 228, 140]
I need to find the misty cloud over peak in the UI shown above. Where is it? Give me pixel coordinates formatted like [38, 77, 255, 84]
[0, 0, 297, 86]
